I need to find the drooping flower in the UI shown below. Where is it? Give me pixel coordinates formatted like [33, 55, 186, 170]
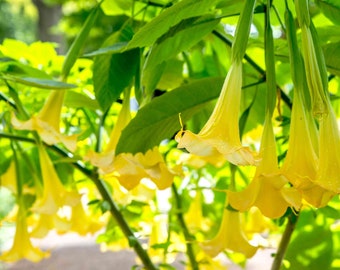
[12, 90, 78, 151]
[0, 204, 49, 262]
[176, 61, 258, 166]
[184, 190, 210, 232]
[201, 204, 257, 258]
[281, 87, 335, 207]
[85, 89, 131, 170]
[105, 147, 178, 190]
[29, 213, 70, 238]
[228, 115, 301, 219]
[68, 202, 104, 236]
[31, 145, 80, 215]
[314, 103, 340, 193]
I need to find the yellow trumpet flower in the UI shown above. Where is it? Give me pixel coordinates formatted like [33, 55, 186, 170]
[85, 90, 131, 171]
[228, 116, 301, 219]
[29, 213, 70, 238]
[176, 61, 258, 166]
[0, 204, 49, 262]
[106, 147, 178, 190]
[281, 89, 335, 207]
[201, 205, 257, 258]
[69, 202, 103, 236]
[315, 104, 340, 193]
[31, 145, 80, 215]
[12, 90, 78, 151]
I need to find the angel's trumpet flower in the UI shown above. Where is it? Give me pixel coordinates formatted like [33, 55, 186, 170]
[176, 61, 257, 166]
[228, 116, 301, 218]
[12, 90, 78, 151]
[201, 204, 257, 258]
[31, 145, 80, 215]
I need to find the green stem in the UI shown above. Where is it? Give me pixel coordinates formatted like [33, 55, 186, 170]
[171, 183, 199, 270]
[0, 132, 158, 270]
[271, 212, 299, 270]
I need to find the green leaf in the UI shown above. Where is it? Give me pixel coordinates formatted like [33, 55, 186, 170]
[83, 41, 128, 57]
[316, 0, 340, 25]
[143, 15, 220, 95]
[61, 4, 100, 79]
[144, 16, 220, 69]
[284, 225, 333, 270]
[93, 27, 140, 111]
[0, 75, 76, 89]
[126, 0, 219, 49]
[0, 58, 50, 79]
[323, 41, 340, 76]
[115, 77, 224, 154]
[64, 91, 100, 110]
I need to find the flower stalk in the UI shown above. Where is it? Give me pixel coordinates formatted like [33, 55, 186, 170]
[271, 212, 300, 270]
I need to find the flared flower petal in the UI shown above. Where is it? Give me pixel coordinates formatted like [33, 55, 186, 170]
[0, 206, 49, 262]
[201, 206, 257, 258]
[281, 89, 335, 207]
[176, 61, 258, 166]
[31, 146, 81, 215]
[228, 116, 301, 218]
[106, 147, 178, 190]
[11, 90, 78, 151]
[315, 105, 340, 192]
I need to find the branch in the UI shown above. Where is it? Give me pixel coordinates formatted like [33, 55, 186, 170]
[271, 212, 299, 270]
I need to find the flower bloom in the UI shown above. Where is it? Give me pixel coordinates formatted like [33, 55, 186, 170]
[281, 89, 335, 207]
[315, 104, 340, 193]
[31, 145, 80, 215]
[201, 205, 257, 258]
[104, 147, 178, 190]
[85, 90, 131, 170]
[176, 61, 258, 166]
[0, 205, 49, 262]
[228, 116, 301, 219]
[12, 90, 78, 151]
[29, 213, 70, 238]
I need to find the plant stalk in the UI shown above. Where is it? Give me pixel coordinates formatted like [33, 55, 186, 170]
[271, 212, 299, 270]
[171, 183, 199, 270]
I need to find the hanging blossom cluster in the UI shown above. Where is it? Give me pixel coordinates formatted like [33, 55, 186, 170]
[176, 0, 340, 259]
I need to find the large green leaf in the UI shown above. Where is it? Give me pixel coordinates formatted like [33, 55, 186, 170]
[61, 4, 100, 79]
[115, 77, 224, 154]
[93, 27, 140, 111]
[64, 91, 100, 111]
[323, 41, 340, 76]
[316, 0, 340, 25]
[0, 75, 76, 89]
[0, 58, 50, 79]
[126, 0, 219, 49]
[143, 15, 220, 95]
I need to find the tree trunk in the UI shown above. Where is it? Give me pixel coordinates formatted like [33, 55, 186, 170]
[32, 0, 65, 53]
